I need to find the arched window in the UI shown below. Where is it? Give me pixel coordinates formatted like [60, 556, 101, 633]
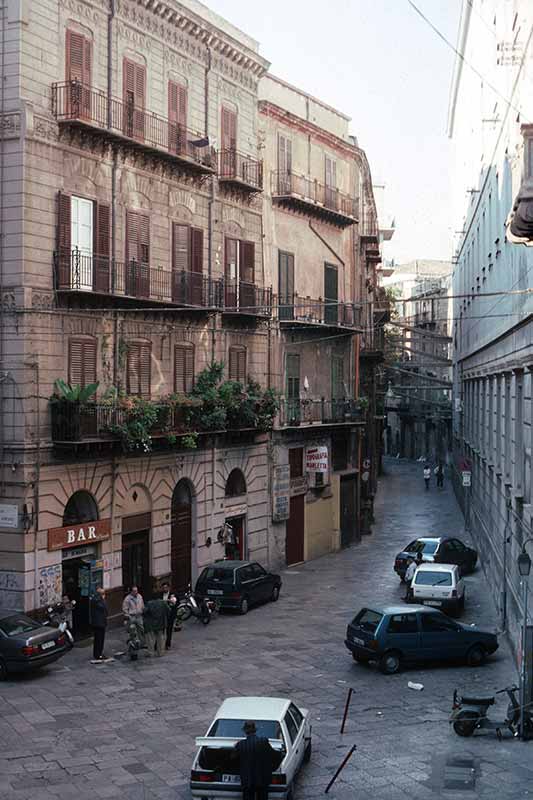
[63, 490, 98, 526]
[225, 468, 246, 498]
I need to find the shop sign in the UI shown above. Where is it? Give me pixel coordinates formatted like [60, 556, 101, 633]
[0, 503, 18, 529]
[306, 445, 328, 473]
[47, 519, 111, 551]
[61, 545, 97, 561]
[462, 471, 471, 487]
[225, 503, 247, 518]
[272, 464, 290, 522]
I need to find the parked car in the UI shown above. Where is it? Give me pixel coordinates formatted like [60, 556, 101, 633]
[408, 563, 465, 616]
[0, 611, 69, 680]
[195, 560, 281, 615]
[191, 696, 311, 799]
[394, 536, 477, 579]
[344, 604, 498, 675]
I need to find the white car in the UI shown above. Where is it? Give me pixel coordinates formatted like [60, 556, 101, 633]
[410, 563, 465, 616]
[190, 696, 311, 799]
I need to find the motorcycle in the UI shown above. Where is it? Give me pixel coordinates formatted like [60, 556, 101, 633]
[125, 616, 143, 661]
[176, 585, 219, 625]
[45, 601, 75, 649]
[450, 684, 533, 739]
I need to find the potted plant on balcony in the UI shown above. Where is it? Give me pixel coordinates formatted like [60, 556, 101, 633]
[50, 379, 99, 441]
[108, 395, 160, 453]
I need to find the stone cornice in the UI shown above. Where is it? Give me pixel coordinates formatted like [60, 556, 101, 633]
[118, 0, 269, 77]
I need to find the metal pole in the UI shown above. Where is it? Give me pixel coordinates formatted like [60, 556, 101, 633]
[502, 498, 510, 632]
[520, 577, 529, 740]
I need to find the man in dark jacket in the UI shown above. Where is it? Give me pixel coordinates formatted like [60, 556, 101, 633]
[89, 586, 108, 661]
[143, 598, 168, 657]
[235, 720, 277, 800]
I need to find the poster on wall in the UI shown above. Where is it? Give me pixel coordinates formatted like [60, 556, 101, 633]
[37, 565, 62, 608]
[272, 464, 290, 522]
[305, 445, 328, 473]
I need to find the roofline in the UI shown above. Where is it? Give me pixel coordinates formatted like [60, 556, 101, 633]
[447, 0, 472, 138]
[263, 73, 351, 122]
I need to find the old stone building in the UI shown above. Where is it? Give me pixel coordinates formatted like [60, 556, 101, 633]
[0, 0, 383, 625]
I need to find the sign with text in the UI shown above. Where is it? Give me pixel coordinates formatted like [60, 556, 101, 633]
[305, 445, 328, 473]
[0, 504, 18, 529]
[272, 464, 290, 522]
[462, 471, 471, 487]
[47, 519, 111, 551]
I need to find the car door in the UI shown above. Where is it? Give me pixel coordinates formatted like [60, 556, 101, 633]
[383, 613, 420, 661]
[238, 564, 260, 605]
[249, 563, 271, 602]
[450, 539, 470, 573]
[435, 538, 457, 566]
[419, 611, 463, 661]
[282, 709, 303, 784]
[288, 704, 307, 771]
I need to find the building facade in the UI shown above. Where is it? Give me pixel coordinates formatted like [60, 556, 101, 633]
[0, 0, 383, 624]
[449, 0, 533, 647]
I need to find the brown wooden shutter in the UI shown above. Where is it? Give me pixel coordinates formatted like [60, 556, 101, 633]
[229, 346, 246, 383]
[127, 341, 151, 396]
[172, 224, 189, 272]
[174, 344, 194, 393]
[221, 107, 237, 151]
[68, 337, 97, 388]
[191, 228, 203, 274]
[66, 30, 84, 82]
[126, 212, 149, 297]
[93, 203, 110, 293]
[123, 59, 145, 139]
[139, 342, 151, 396]
[57, 192, 71, 288]
[239, 241, 255, 284]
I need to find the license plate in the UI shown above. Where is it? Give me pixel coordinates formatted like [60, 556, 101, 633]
[222, 775, 240, 784]
[41, 641, 55, 650]
[207, 589, 223, 596]
[352, 636, 365, 646]
[425, 600, 441, 607]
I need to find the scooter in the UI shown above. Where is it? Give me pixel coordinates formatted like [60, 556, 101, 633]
[125, 616, 143, 661]
[177, 585, 219, 625]
[45, 602, 75, 649]
[450, 685, 533, 739]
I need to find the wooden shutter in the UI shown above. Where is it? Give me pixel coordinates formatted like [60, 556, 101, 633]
[127, 342, 151, 396]
[168, 81, 187, 153]
[172, 224, 189, 272]
[57, 192, 71, 288]
[174, 344, 194, 393]
[68, 337, 97, 388]
[324, 263, 338, 324]
[190, 228, 203, 305]
[66, 30, 91, 85]
[278, 134, 292, 173]
[224, 238, 238, 308]
[325, 155, 336, 188]
[221, 107, 237, 151]
[279, 251, 294, 320]
[229, 346, 246, 383]
[93, 203, 110, 293]
[126, 211, 150, 297]
[123, 58, 145, 139]
[239, 241, 255, 285]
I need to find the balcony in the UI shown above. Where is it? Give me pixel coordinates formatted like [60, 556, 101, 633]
[51, 81, 216, 174]
[277, 399, 365, 429]
[54, 249, 222, 309]
[278, 294, 361, 330]
[361, 211, 379, 244]
[218, 150, 263, 192]
[223, 280, 272, 318]
[271, 172, 357, 227]
[360, 326, 385, 360]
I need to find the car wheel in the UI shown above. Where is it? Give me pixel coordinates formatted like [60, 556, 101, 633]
[453, 711, 478, 737]
[303, 739, 312, 763]
[379, 651, 401, 675]
[352, 652, 370, 664]
[239, 597, 249, 615]
[0, 658, 7, 681]
[271, 585, 280, 602]
[466, 645, 486, 667]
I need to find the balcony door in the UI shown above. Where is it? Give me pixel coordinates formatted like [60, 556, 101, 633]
[221, 106, 237, 176]
[123, 58, 146, 141]
[324, 263, 338, 324]
[277, 134, 292, 194]
[325, 155, 337, 209]
[172, 223, 205, 306]
[286, 353, 300, 424]
[71, 197, 93, 290]
[224, 239, 255, 310]
[126, 211, 150, 298]
[279, 251, 294, 320]
[168, 81, 187, 155]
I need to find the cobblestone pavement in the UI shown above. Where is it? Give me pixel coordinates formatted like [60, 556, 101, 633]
[1, 459, 532, 800]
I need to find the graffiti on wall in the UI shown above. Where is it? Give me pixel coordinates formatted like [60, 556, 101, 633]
[0, 571, 24, 610]
[38, 565, 62, 607]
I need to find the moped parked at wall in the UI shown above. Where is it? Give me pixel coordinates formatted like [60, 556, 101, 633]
[177, 585, 219, 625]
[450, 685, 533, 739]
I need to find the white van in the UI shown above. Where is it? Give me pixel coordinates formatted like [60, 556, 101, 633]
[409, 563, 465, 616]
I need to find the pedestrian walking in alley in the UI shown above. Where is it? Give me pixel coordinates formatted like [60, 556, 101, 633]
[234, 720, 277, 800]
[122, 585, 145, 645]
[160, 581, 179, 648]
[143, 597, 168, 657]
[423, 463, 431, 490]
[89, 586, 108, 662]
[435, 461, 444, 489]
[404, 552, 423, 601]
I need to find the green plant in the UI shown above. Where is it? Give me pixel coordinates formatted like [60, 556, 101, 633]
[356, 396, 370, 411]
[180, 433, 199, 450]
[52, 379, 99, 404]
[108, 396, 160, 452]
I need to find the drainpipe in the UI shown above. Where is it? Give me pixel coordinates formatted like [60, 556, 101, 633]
[107, 0, 114, 128]
[0, 0, 7, 498]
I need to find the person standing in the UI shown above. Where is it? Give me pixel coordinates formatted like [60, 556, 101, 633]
[435, 461, 444, 489]
[143, 597, 168, 657]
[122, 585, 145, 643]
[423, 463, 431, 491]
[160, 582, 179, 648]
[235, 720, 277, 800]
[404, 552, 423, 601]
[89, 586, 108, 662]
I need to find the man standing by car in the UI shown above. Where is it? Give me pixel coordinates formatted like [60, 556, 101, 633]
[235, 720, 277, 800]
[89, 586, 108, 662]
[122, 585, 144, 646]
[404, 552, 423, 601]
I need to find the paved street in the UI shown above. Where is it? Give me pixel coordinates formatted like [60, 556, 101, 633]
[1, 459, 531, 800]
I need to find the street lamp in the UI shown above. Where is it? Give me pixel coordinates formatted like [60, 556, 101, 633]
[518, 538, 533, 740]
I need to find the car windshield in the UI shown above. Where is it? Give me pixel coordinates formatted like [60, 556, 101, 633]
[352, 608, 383, 632]
[0, 615, 41, 637]
[209, 719, 282, 739]
[407, 540, 439, 556]
[414, 571, 452, 586]
[200, 567, 233, 583]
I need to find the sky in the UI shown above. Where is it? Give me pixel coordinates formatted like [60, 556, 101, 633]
[205, 0, 462, 265]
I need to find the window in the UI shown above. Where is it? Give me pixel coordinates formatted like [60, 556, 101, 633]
[171, 224, 203, 305]
[387, 614, 419, 634]
[277, 134, 292, 192]
[286, 354, 300, 424]
[325, 155, 337, 208]
[450, 539, 466, 551]
[224, 239, 255, 309]
[331, 355, 344, 400]
[284, 711, 298, 744]
[420, 613, 459, 633]
[174, 343, 194, 393]
[69, 337, 97, 389]
[289, 704, 304, 729]
[238, 565, 255, 583]
[351, 608, 383, 632]
[66, 30, 91, 85]
[123, 58, 146, 140]
[56, 193, 110, 292]
[324, 263, 338, 324]
[407, 539, 439, 556]
[126, 340, 151, 396]
[228, 345, 246, 382]
[279, 251, 294, 320]
[221, 106, 237, 152]
[168, 80, 187, 153]
[0, 615, 41, 637]
[126, 211, 150, 298]
[332, 435, 349, 471]
[250, 563, 267, 579]
[225, 468, 247, 497]
[289, 447, 303, 479]
[413, 571, 452, 587]
[209, 719, 280, 739]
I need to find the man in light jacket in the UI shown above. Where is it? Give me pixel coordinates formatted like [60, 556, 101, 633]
[122, 585, 145, 645]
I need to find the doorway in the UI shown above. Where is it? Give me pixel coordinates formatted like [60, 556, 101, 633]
[224, 515, 245, 560]
[122, 530, 150, 600]
[62, 551, 101, 637]
[171, 481, 193, 592]
[340, 474, 358, 547]
[286, 494, 305, 565]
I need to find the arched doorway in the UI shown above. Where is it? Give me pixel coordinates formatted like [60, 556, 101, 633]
[171, 480, 193, 592]
[62, 491, 101, 636]
[224, 469, 247, 560]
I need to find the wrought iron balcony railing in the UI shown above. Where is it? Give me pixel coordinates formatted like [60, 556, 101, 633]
[218, 149, 263, 191]
[51, 81, 216, 172]
[223, 279, 272, 317]
[271, 171, 357, 226]
[278, 293, 361, 329]
[278, 399, 365, 428]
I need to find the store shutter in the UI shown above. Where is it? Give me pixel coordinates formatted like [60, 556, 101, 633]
[68, 337, 97, 388]
[57, 191, 71, 288]
[93, 203, 110, 293]
[174, 343, 194, 393]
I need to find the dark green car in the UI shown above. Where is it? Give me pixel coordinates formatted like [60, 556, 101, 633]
[345, 604, 498, 675]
